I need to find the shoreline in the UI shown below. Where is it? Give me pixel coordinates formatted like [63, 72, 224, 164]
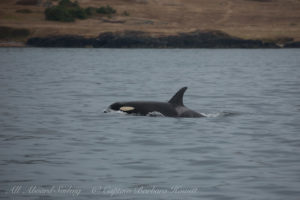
[1, 31, 300, 48]
[0, 42, 26, 47]
[26, 30, 280, 48]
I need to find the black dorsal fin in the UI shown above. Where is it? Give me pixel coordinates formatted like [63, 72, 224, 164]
[168, 87, 187, 106]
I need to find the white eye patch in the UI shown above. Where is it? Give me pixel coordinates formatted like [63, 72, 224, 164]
[120, 106, 135, 111]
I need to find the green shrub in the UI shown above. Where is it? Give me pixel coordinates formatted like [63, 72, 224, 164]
[44, 0, 116, 22]
[44, 0, 88, 22]
[96, 5, 116, 15]
[45, 6, 74, 22]
[69, 7, 87, 19]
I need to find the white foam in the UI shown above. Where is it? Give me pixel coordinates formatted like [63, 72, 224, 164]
[103, 108, 127, 115]
[105, 109, 235, 118]
[201, 111, 237, 118]
[201, 112, 222, 118]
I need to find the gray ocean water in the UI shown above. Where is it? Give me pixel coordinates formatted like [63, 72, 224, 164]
[0, 48, 300, 200]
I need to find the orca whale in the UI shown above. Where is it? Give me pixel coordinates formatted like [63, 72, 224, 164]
[105, 87, 203, 118]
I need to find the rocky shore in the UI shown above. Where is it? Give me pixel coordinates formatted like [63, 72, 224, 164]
[26, 30, 282, 48]
[284, 41, 300, 48]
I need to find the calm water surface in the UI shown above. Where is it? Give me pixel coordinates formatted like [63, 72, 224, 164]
[0, 48, 300, 200]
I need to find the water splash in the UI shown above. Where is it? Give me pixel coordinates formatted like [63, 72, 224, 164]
[201, 111, 238, 118]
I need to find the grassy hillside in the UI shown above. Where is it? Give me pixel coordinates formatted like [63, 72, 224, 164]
[0, 0, 300, 44]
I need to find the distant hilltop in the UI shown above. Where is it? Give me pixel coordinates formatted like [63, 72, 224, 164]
[0, 0, 300, 47]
